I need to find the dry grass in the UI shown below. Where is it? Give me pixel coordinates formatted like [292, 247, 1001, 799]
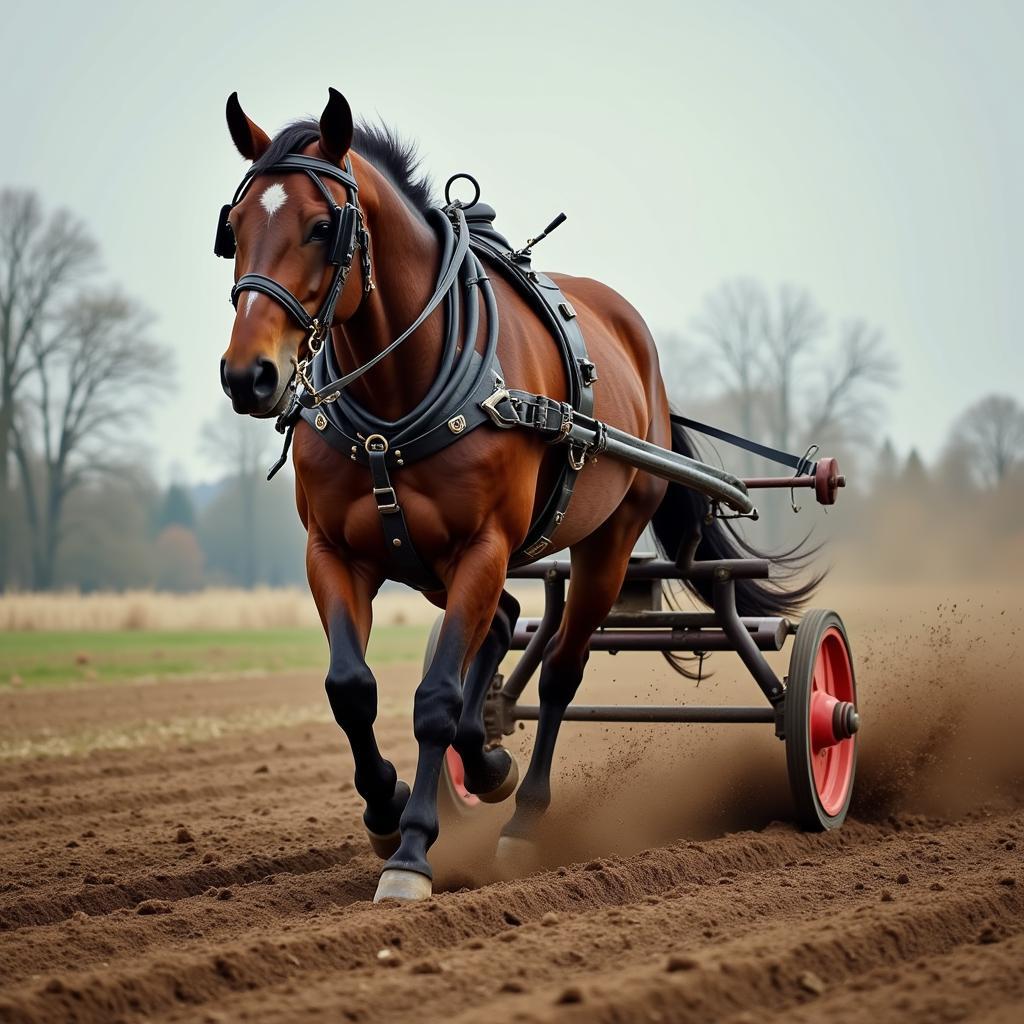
[0, 583, 546, 633]
[0, 587, 322, 632]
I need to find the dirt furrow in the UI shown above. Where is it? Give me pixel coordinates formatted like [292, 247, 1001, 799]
[441, 870, 1022, 1024]
[1, 809, 1019, 1023]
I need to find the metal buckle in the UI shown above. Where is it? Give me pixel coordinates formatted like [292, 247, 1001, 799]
[556, 403, 573, 443]
[523, 538, 550, 559]
[373, 486, 399, 513]
[364, 434, 389, 454]
[480, 388, 516, 428]
[307, 319, 324, 352]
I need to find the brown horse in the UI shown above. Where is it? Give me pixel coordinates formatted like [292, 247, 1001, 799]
[217, 89, 811, 901]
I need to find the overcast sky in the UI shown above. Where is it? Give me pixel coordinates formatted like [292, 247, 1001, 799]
[2, 0, 1020, 483]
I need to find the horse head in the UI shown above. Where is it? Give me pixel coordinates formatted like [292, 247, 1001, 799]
[217, 89, 367, 416]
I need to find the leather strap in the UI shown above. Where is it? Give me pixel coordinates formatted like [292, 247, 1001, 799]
[367, 442, 442, 591]
[670, 413, 819, 473]
[237, 154, 359, 197]
[231, 275, 316, 329]
[295, 206, 473, 408]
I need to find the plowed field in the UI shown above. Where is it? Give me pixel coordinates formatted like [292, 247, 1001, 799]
[1, 585, 1022, 1023]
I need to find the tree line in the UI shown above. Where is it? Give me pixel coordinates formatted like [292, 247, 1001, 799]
[2, 192, 1021, 591]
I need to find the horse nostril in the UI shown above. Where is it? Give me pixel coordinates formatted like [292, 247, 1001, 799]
[252, 358, 279, 401]
[219, 358, 232, 397]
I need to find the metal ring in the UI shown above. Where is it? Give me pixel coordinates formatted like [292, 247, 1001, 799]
[364, 433, 389, 454]
[444, 172, 481, 209]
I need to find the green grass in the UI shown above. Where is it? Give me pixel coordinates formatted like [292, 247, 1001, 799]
[0, 625, 428, 690]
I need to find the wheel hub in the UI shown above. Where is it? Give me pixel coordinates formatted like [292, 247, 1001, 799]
[810, 691, 859, 752]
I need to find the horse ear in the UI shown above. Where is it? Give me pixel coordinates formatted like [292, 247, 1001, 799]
[226, 92, 271, 161]
[318, 88, 354, 164]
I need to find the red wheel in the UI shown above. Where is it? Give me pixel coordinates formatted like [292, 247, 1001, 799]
[784, 609, 859, 830]
[422, 616, 481, 819]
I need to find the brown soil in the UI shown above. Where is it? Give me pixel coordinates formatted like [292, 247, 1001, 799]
[1, 585, 1022, 1023]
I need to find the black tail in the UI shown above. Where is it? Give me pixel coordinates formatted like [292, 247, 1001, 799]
[650, 420, 824, 618]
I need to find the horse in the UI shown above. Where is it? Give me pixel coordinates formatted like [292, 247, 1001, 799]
[216, 88, 814, 902]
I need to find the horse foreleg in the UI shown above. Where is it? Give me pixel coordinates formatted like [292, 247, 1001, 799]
[375, 535, 510, 901]
[452, 589, 520, 801]
[308, 535, 407, 858]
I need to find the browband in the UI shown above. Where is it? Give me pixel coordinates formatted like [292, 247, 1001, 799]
[231, 154, 359, 206]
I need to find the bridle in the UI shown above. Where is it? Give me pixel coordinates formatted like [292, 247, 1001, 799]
[216, 157, 482, 414]
[214, 153, 374, 358]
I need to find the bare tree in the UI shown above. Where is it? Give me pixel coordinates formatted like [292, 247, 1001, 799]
[760, 285, 827, 452]
[806, 319, 898, 447]
[684, 279, 896, 457]
[200, 404, 274, 588]
[949, 394, 1024, 487]
[0, 190, 96, 588]
[688, 278, 766, 464]
[11, 291, 166, 587]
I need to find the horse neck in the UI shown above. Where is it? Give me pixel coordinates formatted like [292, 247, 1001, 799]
[331, 159, 443, 420]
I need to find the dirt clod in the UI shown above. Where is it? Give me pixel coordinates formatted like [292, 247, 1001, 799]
[666, 954, 699, 972]
[798, 970, 827, 995]
[136, 899, 172, 915]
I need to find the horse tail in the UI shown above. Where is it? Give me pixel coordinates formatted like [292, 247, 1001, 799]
[650, 418, 824, 617]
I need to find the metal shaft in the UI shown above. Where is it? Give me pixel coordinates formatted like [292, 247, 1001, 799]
[569, 421, 754, 514]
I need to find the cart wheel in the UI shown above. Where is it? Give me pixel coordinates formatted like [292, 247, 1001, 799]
[784, 609, 859, 831]
[422, 615, 482, 819]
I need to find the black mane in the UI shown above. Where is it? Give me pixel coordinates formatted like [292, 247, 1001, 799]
[250, 118, 434, 216]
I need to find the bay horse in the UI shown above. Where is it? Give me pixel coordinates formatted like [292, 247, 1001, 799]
[217, 88, 813, 901]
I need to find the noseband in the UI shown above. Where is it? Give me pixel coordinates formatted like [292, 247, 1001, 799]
[214, 154, 374, 352]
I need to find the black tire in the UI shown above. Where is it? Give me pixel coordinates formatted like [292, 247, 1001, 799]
[784, 609, 859, 831]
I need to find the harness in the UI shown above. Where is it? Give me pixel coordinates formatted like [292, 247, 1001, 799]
[215, 154, 374, 350]
[215, 163, 596, 591]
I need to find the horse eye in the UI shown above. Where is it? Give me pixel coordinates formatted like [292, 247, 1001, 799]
[309, 221, 332, 242]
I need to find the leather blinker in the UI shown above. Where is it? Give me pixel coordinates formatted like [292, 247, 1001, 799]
[329, 204, 358, 267]
[214, 204, 236, 259]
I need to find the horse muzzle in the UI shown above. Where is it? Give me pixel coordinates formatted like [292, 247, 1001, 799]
[220, 356, 283, 416]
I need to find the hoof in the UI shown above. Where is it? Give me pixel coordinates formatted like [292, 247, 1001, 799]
[363, 781, 410, 859]
[494, 834, 539, 879]
[374, 868, 433, 903]
[366, 827, 401, 860]
[476, 751, 519, 804]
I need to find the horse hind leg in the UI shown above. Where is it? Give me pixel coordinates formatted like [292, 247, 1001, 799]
[451, 589, 521, 802]
[498, 506, 654, 868]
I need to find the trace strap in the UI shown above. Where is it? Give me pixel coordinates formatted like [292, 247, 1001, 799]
[670, 413, 819, 474]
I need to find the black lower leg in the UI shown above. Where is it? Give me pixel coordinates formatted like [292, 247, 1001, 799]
[453, 590, 519, 794]
[325, 615, 406, 836]
[502, 649, 586, 839]
[386, 624, 465, 878]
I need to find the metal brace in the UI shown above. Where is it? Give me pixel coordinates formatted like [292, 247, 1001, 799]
[790, 444, 819, 513]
